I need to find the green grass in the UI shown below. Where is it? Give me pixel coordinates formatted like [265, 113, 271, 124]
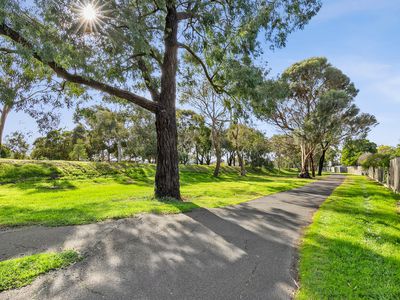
[0, 159, 313, 227]
[297, 175, 400, 299]
[0, 251, 80, 292]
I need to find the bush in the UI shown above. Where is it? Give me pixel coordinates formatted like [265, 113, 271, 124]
[361, 153, 391, 169]
[0, 145, 11, 158]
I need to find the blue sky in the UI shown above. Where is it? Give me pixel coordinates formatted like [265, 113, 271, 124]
[5, 0, 400, 146]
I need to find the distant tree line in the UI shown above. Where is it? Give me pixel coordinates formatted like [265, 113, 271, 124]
[1, 56, 387, 180]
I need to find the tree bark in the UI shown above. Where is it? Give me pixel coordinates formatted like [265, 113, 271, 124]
[117, 140, 123, 162]
[0, 104, 11, 147]
[154, 3, 180, 199]
[318, 149, 327, 176]
[226, 153, 231, 166]
[212, 129, 222, 177]
[310, 153, 316, 177]
[237, 151, 246, 176]
[299, 144, 311, 178]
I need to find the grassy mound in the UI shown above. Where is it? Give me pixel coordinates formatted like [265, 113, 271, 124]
[0, 159, 308, 227]
[0, 159, 291, 183]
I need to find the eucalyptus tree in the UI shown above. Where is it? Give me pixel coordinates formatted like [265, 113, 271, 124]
[341, 139, 377, 166]
[181, 83, 231, 176]
[253, 57, 360, 178]
[1, 0, 321, 198]
[309, 90, 377, 175]
[176, 109, 206, 165]
[125, 108, 157, 163]
[31, 129, 74, 160]
[75, 106, 127, 162]
[4, 131, 29, 159]
[69, 139, 88, 161]
[226, 123, 262, 176]
[269, 134, 301, 170]
[0, 52, 72, 151]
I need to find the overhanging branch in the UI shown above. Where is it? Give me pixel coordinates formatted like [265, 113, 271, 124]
[178, 42, 225, 93]
[0, 23, 160, 113]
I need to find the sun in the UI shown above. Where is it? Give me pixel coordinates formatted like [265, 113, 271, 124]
[73, 1, 108, 34]
[82, 4, 98, 22]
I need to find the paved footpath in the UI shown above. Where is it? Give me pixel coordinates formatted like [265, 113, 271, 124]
[0, 175, 345, 300]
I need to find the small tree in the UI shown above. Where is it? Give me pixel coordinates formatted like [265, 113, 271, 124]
[176, 110, 206, 165]
[361, 153, 391, 169]
[182, 83, 230, 176]
[70, 139, 88, 161]
[395, 144, 400, 157]
[341, 139, 377, 166]
[226, 124, 264, 176]
[270, 134, 301, 170]
[75, 106, 127, 162]
[31, 129, 74, 160]
[5, 131, 29, 159]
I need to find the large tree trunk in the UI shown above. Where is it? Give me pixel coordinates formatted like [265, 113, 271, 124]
[0, 105, 11, 148]
[154, 3, 180, 199]
[299, 144, 311, 178]
[310, 153, 316, 177]
[318, 149, 327, 176]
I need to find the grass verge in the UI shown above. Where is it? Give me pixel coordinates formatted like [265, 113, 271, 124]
[297, 175, 400, 299]
[0, 160, 314, 227]
[0, 251, 80, 292]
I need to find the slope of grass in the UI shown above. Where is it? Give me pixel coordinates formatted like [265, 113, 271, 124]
[0, 251, 80, 292]
[0, 159, 312, 227]
[297, 175, 400, 299]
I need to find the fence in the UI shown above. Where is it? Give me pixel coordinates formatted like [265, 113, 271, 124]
[347, 157, 400, 193]
[329, 166, 348, 173]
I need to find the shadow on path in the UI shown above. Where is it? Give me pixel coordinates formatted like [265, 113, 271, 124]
[0, 175, 345, 300]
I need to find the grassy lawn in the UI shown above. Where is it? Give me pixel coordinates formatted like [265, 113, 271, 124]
[0, 160, 313, 227]
[0, 251, 80, 292]
[297, 175, 400, 299]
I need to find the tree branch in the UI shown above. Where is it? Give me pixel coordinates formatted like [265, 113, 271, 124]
[0, 23, 160, 113]
[178, 42, 224, 93]
[177, 11, 199, 20]
[137, 58, 160, 101]
[0, 47, 18, 54]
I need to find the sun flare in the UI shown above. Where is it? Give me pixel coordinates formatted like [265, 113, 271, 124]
[82, 4, 98, 22]
[73, 1, 108, 34]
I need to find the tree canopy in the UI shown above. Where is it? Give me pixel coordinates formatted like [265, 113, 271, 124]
[0, 0, 322, 198]
[253, 57, 377, 177]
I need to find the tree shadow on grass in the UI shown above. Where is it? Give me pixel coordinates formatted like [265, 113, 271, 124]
[5, 180, 78, 194]
[0, 176, 346, 299]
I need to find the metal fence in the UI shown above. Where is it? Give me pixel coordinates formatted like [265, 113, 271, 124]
[347, 157, 400, 193]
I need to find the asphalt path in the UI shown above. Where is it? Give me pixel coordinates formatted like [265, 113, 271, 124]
[0, 175, 345, 300]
